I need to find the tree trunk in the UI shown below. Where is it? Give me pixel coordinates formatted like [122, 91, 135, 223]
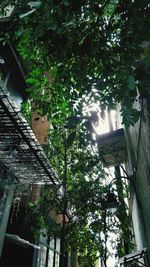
[71, 250, 78, 267]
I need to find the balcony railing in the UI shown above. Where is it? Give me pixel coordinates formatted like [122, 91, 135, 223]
[118, 248, 148, 267]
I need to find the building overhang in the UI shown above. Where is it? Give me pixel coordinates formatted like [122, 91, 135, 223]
[118, 248, 148, 267]
[0, 84, 57, 188]
[97, 128, 126, 166]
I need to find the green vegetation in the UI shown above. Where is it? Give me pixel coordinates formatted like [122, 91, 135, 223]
[25, 122, 134, 266]
[0, 1, 149, 125]
[0, 1, 148, 266]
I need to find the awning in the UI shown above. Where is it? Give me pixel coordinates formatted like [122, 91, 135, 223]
[0, 83, 57, 186]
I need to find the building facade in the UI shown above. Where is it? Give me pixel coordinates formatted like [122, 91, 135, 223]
[0, 43, 60, 267]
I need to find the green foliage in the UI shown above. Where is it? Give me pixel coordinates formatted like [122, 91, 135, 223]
[0, 0, 144, 264]
[116, 203, 135, 257]
[36, 120, 134, 264]
[21, 100, 32, 124]
[27, 121, 109, 264]
[25, 188, 61, 237]
[0, 0, 149, 126]
[25, 202, 45, 237]
[121, 105, 141, 127]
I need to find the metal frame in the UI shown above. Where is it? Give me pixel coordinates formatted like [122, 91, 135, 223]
[0, 84, 57, 187]
[118, 248, 149, 267]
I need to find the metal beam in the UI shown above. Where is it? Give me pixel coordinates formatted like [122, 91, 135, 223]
[0, 96, 56, 185]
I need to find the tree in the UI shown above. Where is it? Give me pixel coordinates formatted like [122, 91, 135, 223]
[45, 120, 107, 266]
[25, 116, 134, 266]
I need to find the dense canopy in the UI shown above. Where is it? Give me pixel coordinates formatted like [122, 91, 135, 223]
[0, 1, 149, 125]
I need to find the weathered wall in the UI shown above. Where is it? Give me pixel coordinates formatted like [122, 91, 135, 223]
[125, 98, 150, 261]
[32, 111, 50, 145]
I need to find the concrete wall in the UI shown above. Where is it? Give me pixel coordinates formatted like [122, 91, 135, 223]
[125, 98, 150, 262]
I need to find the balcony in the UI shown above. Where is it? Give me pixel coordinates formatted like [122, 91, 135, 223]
[97, 128, 126, 167]
[118, 248, 148, 267]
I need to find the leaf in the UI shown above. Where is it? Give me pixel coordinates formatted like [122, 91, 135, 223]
[139, 41, 150, 49]
[144, 56, 150, 68]
[63, 0, 70, 6]
[127, 76, 136, 91]
[28, 1, 41, 9]
[63, 21, 74, 27]
[19, 9, 36, 19]
[66, 116, 80, 128]
[121, 106, 140, 127]
[66, 131, 76, 148]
